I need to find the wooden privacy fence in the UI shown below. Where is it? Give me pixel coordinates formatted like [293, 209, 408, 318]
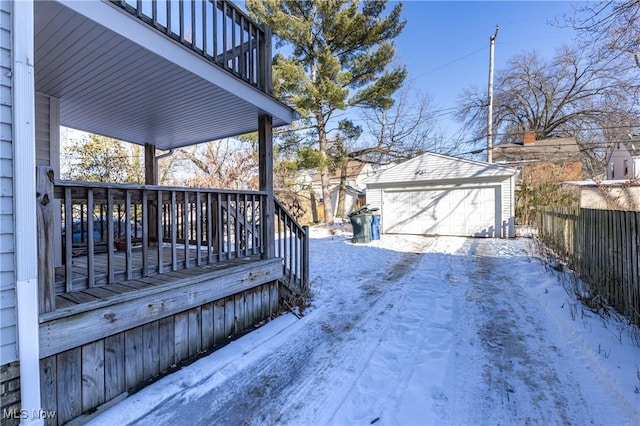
[537, 207, 640, 325]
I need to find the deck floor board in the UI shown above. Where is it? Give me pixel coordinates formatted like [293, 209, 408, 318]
[53, 248, 263, 312]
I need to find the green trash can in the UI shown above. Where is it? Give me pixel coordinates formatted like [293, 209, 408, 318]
[350, 213, 372, 243]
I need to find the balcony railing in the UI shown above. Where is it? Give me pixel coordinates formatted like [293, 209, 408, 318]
[111, 0, 271, 92]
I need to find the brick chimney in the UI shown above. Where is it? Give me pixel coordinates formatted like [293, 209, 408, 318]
[523, 131, 536, 145]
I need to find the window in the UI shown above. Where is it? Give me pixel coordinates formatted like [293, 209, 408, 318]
[624, 159, 629, 176]
[611, 163, 615, 179]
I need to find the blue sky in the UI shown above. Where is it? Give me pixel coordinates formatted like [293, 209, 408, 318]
[390, 0, 583, 142]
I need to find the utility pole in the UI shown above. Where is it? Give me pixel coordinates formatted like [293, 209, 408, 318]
[487, 24, 499, 163]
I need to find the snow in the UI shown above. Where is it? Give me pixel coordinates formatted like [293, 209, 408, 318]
[88, 226, 640, 425]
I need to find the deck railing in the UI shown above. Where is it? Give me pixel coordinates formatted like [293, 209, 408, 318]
[111, 0, 271, 92]
[36, 167, 265, 313]
[274, 199, 309, 294]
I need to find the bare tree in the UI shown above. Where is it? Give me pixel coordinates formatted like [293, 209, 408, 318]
[315, 86, 444, 218]
[565, 1, 640, 68]
[457, 45, 640, 173]
[356, 86, 446, 163]
[174, 139, 258, 189]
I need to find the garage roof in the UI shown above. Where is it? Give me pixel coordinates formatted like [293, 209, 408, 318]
[364, 152, 516, 185]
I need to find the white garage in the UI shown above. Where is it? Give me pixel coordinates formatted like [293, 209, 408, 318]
[364, 153, 517, 238]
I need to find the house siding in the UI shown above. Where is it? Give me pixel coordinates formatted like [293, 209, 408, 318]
[608, 143, 634, 179]
[366, 188, 383, 211]
[34, 92, 60, 170]
[579, 186, 640, 210]
[501, 175, 515, 236]
[35, 92, 50, 165]
[0, 0, 17, 365]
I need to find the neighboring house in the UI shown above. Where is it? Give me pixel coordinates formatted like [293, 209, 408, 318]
[492, 133, 585, 225]
[2, 2, 303, 425]
[562, 180, 640, 211]
[309, 160, 376, 219]
[607, 136, 640, 179]
[364, 153, 517, 238]
[492, 132, 584, 182]
[557, 136, 640, 211]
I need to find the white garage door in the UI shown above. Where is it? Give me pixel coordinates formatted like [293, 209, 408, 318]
[383, 188, 497, 237]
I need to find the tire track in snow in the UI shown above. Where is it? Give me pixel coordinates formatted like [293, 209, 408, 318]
[329, 237, 460, 425]
[377, 237, 467, 426]
[130, 237, 435, 426]
[457, 238, 636, 425]
[96, 235, 639, 426]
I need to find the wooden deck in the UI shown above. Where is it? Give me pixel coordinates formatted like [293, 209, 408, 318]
[34, 174, 308, 426]
[54, 247, 261, 308]
[41, 256, 283, 359]
[39, 256, 282, 425]
[54, 243, 246, 299]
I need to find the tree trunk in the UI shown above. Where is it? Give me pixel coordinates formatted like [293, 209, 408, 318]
[310, 190, 319, 223]
[336, 160, 348, 219]
[316, 113, 334, 223]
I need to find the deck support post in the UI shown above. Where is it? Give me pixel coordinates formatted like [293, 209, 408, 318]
[145, 143, 158, 244]
[145, 143, 157, 185]
[259, 24, 272, 94]
[259, 114, 275, 259]
[36, 166, 56, 314]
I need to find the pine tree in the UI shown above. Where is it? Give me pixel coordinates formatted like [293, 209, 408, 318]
[247, 0, 407, 223]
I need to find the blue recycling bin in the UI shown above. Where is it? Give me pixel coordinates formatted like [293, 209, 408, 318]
[371, 214, 380, 240]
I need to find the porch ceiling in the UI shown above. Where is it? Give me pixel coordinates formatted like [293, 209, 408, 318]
[34, 1, 297, 150]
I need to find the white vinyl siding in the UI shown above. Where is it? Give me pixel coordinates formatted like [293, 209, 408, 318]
[366, 188, 382, 212]
[365, 152, 514, 186]
[35, 92, 60, 171]
[607, 144, 633, 179]
[36, 92, 50, 165]
[501, 175, 515, 236]
[0, 0, 17, 364]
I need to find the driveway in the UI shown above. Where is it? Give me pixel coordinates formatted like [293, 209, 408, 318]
[89, 233, 640, 426]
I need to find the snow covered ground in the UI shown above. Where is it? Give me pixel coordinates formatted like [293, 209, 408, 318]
[89, 227, 640, 426]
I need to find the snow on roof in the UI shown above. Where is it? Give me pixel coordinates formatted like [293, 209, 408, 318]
[563, 179, 640, 187]
[363, 151, 516, 185]
[617, 136, 640, 157]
